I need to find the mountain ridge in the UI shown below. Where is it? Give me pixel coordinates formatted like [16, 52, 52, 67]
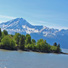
[0, 18, 68, 49]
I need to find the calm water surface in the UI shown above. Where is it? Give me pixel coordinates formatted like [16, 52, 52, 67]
[0, 49, 68, 68]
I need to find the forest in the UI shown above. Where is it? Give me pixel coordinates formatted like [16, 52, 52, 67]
[0, 28, 61, 53]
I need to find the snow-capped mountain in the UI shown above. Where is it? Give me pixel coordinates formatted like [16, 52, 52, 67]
[0, 18, 68, 49]
[0, 18, 59, 36]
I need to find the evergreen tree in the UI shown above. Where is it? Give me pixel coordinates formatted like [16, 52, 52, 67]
[37, 39, 47, 51]
[0, 28, 2, 37]
[25, 34, 31, 44]
[58, 44, 60, 48]
[14, 33, 21, 46]
[56, 46, 61, 53]
[19, 35, 25, 50]
[0, 28, 2, 42]
[53, 42, 57, 46]
[31, 39, 36, 44]
[3, 30, 8, 35]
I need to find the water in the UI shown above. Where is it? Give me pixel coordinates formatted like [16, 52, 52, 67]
[0, 49, 68, 68]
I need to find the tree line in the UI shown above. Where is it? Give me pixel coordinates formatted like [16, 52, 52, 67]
[0, 28, 61, 53]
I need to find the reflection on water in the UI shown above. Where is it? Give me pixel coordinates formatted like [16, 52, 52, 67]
[0, 49, 68, 68]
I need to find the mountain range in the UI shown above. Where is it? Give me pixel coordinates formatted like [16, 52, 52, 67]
[0, 18, 68, 49]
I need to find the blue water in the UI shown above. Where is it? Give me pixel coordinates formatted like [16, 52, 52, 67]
[0, 49, 68, 68]
[62, 49, 68, 53]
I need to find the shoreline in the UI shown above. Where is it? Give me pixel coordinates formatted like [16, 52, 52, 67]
[0, 48, 68, 55]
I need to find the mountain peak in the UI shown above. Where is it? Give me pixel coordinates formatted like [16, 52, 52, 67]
[14, 18, 24, 20]
[0, 17, 33, 30]
[11, 18, 26, 23]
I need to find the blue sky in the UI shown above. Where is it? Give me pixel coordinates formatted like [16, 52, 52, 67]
[0, 0, 68, 29]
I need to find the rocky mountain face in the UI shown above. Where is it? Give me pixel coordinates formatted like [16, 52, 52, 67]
[0, 18, 68, 49]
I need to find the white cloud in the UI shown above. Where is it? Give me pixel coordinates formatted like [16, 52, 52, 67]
[0, 15, 16, 19]
[52, 26, 68, 30]
[29, 20, 48, 26]
[0, 15, 16, 23]
[0, 21, 3, 23]
[38, 21, 48, 24]
[37, 21, 68, 29]
[29, 20, 68, 30]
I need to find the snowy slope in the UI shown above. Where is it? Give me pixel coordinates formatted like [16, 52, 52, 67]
[0, 18, 59, 36]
